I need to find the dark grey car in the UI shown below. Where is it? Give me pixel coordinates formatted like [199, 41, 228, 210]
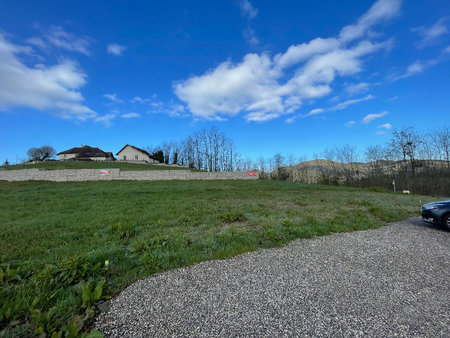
[421, 200, 450, 231]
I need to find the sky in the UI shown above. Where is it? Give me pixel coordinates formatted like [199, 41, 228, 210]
[0, 0, 449, 163]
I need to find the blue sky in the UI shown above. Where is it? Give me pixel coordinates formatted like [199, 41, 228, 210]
[0, 0, 449, 163]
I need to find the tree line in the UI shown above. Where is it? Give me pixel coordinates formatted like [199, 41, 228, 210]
[146, 127, 239, 172]
[269, 126, 450, 196]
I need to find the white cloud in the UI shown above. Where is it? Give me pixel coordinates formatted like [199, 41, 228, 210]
[239, 0, 258, 19]
[175, 53, 280, 121]
[131, 96, 148, 103]
[391, 44, 450, 81]
[107, 43, 127, 56]
[391, 60, 429, 80]
[283, 41, 387, 101]
[94, 113, 116, 127]
[121, 112, 140, 118]
[413, 17, 449, 48]
[339, 0, 401, 43]
[131, 96, 144, 103]
[0, 33, 95, 120]
[387, 95, 399, 101]
[25, 37, 47, 50]
[239, 1, 259, 47]
[345, 82, 370, 95]
[330, 94, 374, 111]
[378, 122, 392, 129]
[32, 26, 91, 55]
[274, 38, 340, 70]
[175, 0, 398, 122]
[297, 94, 373, 122]
[149, 101, 164, 109]
[306, 108, 325, 117]
[285, 116, 297, 124]
[102, 93, 124, 103]
[362, 110, 388, 124]
[405, 61, 424, 76]
[285, 107, 328, 124]
[243, 27, 259, 46]
[131, 94, 157, 104]
[147, 99, 187, 118]
[345, 120, 356, 127]
[166, 104, 186, 117]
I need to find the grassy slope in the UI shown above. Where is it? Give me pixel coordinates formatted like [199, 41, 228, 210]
[0, 161, 193, 171]
[0, 180, 436, 336]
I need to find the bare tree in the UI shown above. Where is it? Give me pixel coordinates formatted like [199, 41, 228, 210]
[321, 147, 340, 184]
[180, 136, 195, 168]
[430, 126, 450, 168]
[390, 126, 422, 176]
[336, 144, 359, 185]
[286, 153, 297, 166]
[366, 145, 384, 178]
[40, 145, 56, 160]
[171, 141, 180, 165]
[27, 145, 56, 162]
[27, 147, 41, 161]
[270, 153, 288, 179]
[166, 127, 236, 172]
[161, 142, 172, 164]
[257, 156, 267, 173]
[273, 153, 284, 169]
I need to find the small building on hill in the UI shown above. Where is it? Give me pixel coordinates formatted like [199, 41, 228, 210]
[116, 144, 159, 163]
[57, 145, 116, 161]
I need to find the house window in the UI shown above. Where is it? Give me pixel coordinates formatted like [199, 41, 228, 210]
[63, 154, 67, 159]
[123, 155, 126, 161]
[135, 155, 138, 160]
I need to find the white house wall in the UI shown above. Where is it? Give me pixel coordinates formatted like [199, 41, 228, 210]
[58, 154, 76, 160]
[89, 157, 109, 161]
[117, 146, 150, 162]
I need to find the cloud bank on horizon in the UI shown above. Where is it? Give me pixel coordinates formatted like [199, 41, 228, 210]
[174, 0, 401, 122]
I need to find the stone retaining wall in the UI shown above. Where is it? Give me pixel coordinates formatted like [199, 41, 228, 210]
[0, 169, 259, 182]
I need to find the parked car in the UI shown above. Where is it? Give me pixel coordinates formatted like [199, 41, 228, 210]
[421, 200, 450, 231]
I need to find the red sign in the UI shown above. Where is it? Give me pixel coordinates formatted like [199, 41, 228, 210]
[100, 169, 111, 175]
[247, 171, 257, 176]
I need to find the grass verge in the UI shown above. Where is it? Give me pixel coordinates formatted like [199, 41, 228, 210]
[0, 180, 436, 336]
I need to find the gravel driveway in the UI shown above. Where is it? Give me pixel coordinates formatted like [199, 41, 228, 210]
[95, 218, 450, 337]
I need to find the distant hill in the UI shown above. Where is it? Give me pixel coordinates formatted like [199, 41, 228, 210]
[270, 158, 449, 185]
[270, 159, 365, 184]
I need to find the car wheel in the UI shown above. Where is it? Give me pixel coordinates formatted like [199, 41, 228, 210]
[443, 214, 450, 232]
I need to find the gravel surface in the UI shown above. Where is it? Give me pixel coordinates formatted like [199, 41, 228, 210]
[95, 218, 450, 337]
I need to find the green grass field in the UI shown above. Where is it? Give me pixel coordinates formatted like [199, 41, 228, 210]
[0, 161, 194, 171]
[0, 180, 436, 336]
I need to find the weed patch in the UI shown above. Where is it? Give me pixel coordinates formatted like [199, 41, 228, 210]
[219, 210, 247, 223]
[111, 219, 138, 239]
